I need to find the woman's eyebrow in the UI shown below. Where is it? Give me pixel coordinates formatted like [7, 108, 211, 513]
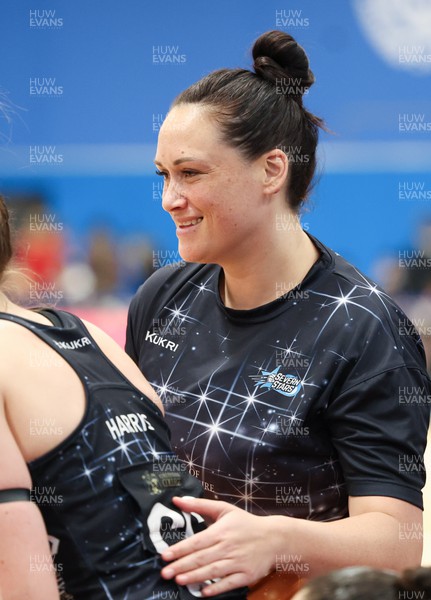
[154, 157, 200, 167]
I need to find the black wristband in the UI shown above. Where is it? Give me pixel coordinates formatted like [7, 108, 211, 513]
[0, 488, 31, 503]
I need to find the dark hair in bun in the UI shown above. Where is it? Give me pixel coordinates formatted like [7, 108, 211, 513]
[172, 30, 324, 211]
[252, 30, 315, 99]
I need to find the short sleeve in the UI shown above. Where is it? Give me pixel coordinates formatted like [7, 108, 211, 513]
[124, 265, 178, 362]
[125, 262, 202, 368]
[326, 366, 431, 509]
[125, 289, 142, 363]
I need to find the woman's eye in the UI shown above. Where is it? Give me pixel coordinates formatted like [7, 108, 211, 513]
[155, 168, 200, 180]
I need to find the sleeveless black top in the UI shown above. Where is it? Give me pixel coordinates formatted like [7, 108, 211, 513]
[0, 309, 247, 600]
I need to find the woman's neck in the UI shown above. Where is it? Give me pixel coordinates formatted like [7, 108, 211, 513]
[0, 297, 53, 325]
[220, 228, 320, 310]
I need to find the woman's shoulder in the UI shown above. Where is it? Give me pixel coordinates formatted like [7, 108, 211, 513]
[136, 261, 216, 296]
[129, 262, 218, 317]
[306, 239, 427, 370]
[311, 237, 403, 321]
[0, 314, 48, 393]
[0, 311, 41, 344]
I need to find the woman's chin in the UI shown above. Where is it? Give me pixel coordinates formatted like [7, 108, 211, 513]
[177, 245, 209, 265]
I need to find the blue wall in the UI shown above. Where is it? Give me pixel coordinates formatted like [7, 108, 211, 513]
[1, 0, 430, 279]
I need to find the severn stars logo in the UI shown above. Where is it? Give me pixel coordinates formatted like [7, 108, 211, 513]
[251, 366, 302, 398]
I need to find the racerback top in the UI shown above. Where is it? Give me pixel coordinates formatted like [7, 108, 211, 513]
[0, 308, 247, 600]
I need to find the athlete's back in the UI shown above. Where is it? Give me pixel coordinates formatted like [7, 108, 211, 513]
[0, 304, 246, 600]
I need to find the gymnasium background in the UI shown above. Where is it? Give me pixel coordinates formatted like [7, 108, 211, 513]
[1, 0, 431, 561]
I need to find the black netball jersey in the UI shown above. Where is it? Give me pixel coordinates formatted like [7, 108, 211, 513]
[0, 309, 247, 600]
[126, 235, 431, 522]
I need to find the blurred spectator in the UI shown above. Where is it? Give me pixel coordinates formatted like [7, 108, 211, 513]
[398, 219, 431, 374]
[373, 218, 431, 373]
[11, 196, 64, 283]
[401, 220, 431, 296]
[118, 234, 156, 296]
[88, 227, 119, 303]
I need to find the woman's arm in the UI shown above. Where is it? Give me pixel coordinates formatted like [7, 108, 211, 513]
[0, 396, 60, 600]
[159, 494, 422, 597]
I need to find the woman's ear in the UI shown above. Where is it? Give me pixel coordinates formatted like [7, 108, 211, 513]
[261, 148, 289, 195]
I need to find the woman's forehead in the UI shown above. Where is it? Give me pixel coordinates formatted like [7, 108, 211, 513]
[156, 104, 228, 161]
[162, 104, 213, 132]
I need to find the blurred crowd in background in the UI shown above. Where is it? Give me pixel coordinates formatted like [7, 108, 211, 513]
[5, 192, 156, 347]
[8, 193, 155, 306]
[373, 218, 431, 373]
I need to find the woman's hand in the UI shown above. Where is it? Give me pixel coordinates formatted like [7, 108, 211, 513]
[160, 496, 280, 596]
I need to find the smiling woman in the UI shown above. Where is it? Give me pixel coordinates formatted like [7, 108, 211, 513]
[126, 30, 431, 599]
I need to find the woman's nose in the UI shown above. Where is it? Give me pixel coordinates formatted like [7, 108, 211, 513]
[161, 180, 187, 212]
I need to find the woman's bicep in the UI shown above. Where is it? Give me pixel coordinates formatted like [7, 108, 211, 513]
[0, 396, 60, 599]
[0, 390, 32, 490]
[349, 495, 423, 565]
[0, 502, 60, 599]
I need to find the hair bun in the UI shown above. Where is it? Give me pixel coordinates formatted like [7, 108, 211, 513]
[252, 30, 315, 97]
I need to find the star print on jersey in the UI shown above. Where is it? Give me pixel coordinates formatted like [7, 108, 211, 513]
[127, 234, 430, 523]
[250, 366, 302, 398]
